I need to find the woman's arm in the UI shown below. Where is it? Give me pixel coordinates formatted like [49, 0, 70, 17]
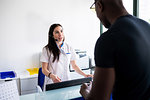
[42, 62, 61, 83]
[42, 62, 50, 77]
[70, 60, 93, 77]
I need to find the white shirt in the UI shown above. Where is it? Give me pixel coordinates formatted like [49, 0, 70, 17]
[40, 42, 77, 86]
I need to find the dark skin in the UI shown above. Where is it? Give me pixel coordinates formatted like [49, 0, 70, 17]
[80, 0, 129, 100]
[80, 67, 115, 100]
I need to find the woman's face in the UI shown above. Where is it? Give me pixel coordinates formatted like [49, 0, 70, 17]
[53, 26, 64, 42]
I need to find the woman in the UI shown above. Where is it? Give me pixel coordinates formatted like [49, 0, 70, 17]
[40, 24, 92, 88]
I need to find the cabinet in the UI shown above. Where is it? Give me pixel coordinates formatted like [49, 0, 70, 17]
[20, 75, 38, 95]
[0, 77, 20, 95]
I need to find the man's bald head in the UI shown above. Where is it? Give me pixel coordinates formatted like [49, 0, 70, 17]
[96, 0, 124, 10]
[95, 0, 128, 28]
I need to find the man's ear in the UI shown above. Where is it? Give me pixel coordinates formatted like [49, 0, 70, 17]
[97, 1, 104, 12]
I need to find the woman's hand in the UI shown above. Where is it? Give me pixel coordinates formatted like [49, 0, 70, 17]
[84, 74, 93, 78]
[50, 74, 62, 83]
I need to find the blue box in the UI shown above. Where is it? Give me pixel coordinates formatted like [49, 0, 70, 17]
[0, 71, 16, 79]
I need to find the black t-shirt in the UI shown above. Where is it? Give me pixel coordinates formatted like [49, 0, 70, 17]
[94, 15, 150, 100]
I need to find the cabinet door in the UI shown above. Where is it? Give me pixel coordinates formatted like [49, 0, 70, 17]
[20, 77, 37, 95]
[0, 78, 21, 95]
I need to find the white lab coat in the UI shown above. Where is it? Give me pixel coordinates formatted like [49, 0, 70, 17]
[40, 42, 77, 90]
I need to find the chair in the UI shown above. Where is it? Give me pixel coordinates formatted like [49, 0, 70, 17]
[37, 67, 45, 91]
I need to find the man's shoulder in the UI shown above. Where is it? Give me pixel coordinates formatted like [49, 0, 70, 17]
[112, 14, 134, 26]
[99, 30, 115, 41]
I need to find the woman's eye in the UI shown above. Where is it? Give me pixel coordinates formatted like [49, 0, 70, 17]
[55, 31, 59, 34]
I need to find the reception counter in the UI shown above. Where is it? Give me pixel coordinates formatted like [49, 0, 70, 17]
[20, 85, 82, 100]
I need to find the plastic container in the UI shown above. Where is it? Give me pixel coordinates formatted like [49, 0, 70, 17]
[27, 68, 39, 75]
[0, 71, 16, 79]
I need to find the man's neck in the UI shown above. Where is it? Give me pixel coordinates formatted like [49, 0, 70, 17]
[109, 10, 129, 25]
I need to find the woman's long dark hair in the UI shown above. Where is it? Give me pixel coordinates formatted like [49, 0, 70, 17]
[45, 24, 63, 62]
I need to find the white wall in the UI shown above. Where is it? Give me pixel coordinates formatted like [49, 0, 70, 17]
[0, 0, 100, 73]
[139, 0, 150, 22]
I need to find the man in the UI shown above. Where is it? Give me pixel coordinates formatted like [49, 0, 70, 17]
[80, 0, 150, 100]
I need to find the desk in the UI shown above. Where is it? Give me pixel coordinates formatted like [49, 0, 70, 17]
[20, 85, 82, 100]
